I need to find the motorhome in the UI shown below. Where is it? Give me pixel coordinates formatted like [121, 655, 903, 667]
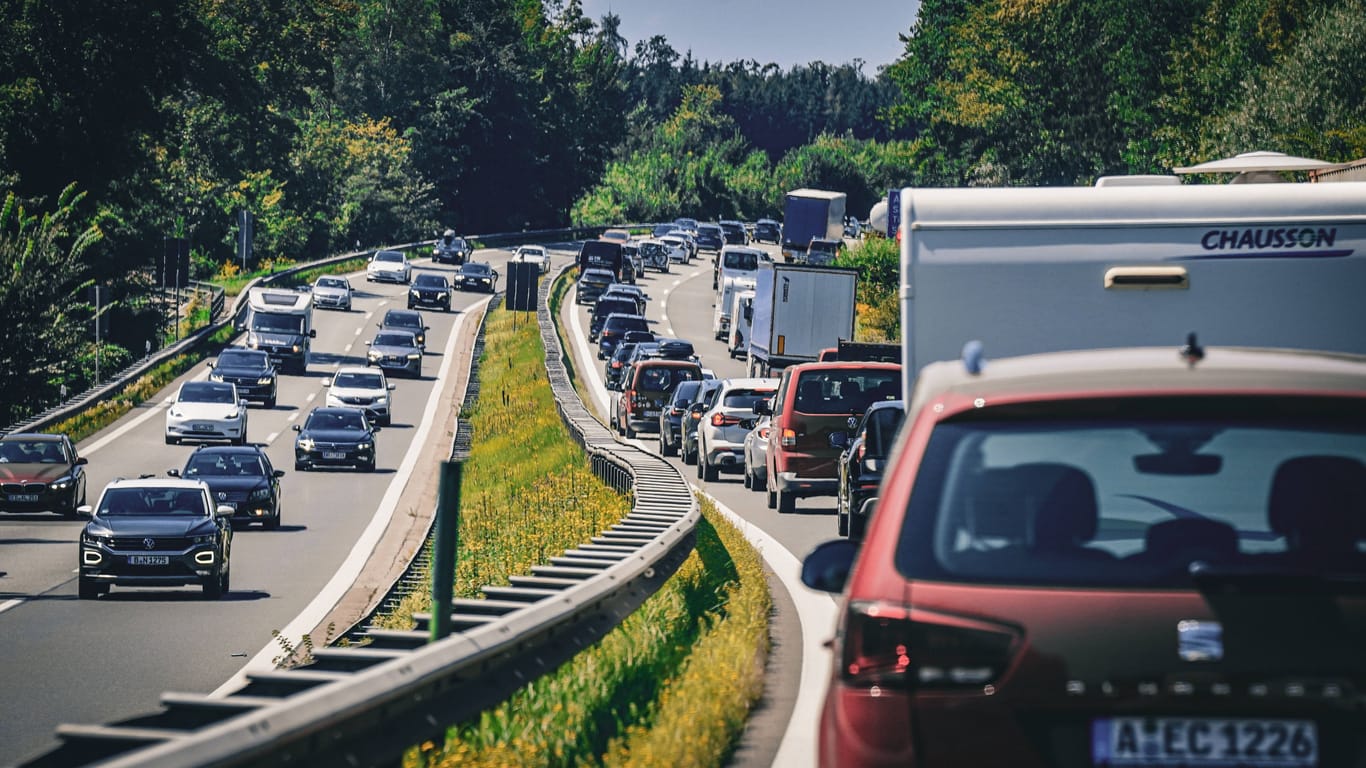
[896, 181, 1366, 399]
[245, 287, 315, 374]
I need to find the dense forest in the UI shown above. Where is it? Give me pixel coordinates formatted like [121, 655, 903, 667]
[1, 0, 1362, 424]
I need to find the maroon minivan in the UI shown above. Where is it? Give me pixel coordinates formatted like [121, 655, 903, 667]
[802, 345, 1366, 767]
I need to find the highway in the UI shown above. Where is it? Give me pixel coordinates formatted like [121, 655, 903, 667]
[0, 249, 526, 763]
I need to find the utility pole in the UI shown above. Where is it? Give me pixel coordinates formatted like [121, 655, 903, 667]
[93, 285, 101, 385]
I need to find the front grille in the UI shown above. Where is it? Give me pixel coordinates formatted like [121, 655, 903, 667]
[110, 536, 192, 551]
[3, 482, 47, 493]
[339, 396, 374, 405]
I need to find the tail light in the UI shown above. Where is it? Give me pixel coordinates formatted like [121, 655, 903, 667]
[781, 427, 797, 447]
[856, 438, 866, 462]
[711, 413, 741, 427]
[840, 602, 1017, 690]
[758, 426, 770, 439]
[630, 391, 649, 410]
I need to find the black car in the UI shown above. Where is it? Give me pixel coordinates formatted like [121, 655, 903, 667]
[597, 313, 650, 360]
[432, 229, 471, 265]
[753, 218, 781, 244]
[208, 348, 278, 408]
[601, 284, 649, 314]
[719, 220, 748, 245]
[366, 330, 423, 378]
[456, 261, 498, 293]
[293, 407, 379, 472]
[76, 478, 233, 600]
[657, 380, 702, 457]
[0, 433, 88, 517]
[170, 445, 285, 529]
[680, 379, 723, 465]
[835, 399, 905, 540]
[408, 272, 452, 311]
[604, 342, 640, 391]
[695, 223, 725, 252]
[576, 267, 615, 305]
[589, 297, 642, 341]
[379, 308, 428, 349]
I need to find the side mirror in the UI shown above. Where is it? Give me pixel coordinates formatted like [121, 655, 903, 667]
[76, 504, 93, 518]
[292, 424, 302, 432]
[75, 457, 88, 467]
[309, 329, 317, 338]
[323, 378, 333, 387]
[216, 504, 235, 517]
[364, 341, 372, 346]
[167, 469, 181, 478]
[801, 538, 859, 593]
[207, 361, 216, 369]
[424, 325, 431, 331]
[273, 469, 285, 478]
[387, 383, 396, 391]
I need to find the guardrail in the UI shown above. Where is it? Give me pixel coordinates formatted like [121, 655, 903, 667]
[22, 257, 699, 768]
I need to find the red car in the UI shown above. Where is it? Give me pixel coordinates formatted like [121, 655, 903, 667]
[0, 433, 88, 517]
[759, 361, 901, 513]
[802, 343, 1366, 767]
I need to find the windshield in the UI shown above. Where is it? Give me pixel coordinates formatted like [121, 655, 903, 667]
[307, 410, 367, 431]
[374, 332, 415, 347]
[374, 251, 404, 264]
[0, 440, 68, 463]
[462, 264, 492, 275]
[414, 275, 446, 288]
[185, 453, 265, 477]
[316, 277, 347, 290]
[793, 370, 900, 414]
[251, 311, 304, 334]
[723, 251, 760, 271]
[384, 313, 420, 328]
[897, 397, 1366, 588]
[180, 384, 236, 404]
[99, 487, 206, 517]
[333, 372, 385, 389]
[217, 350, 265, 368]
[722, 388, 775, 410]
[862, 406, 905, 457]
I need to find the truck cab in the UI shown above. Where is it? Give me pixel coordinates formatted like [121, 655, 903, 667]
[245, 288, 315, 374]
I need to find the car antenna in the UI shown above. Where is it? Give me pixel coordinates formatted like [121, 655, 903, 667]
[1179, 332, 1204, 366]
[962, 340, 985, 376]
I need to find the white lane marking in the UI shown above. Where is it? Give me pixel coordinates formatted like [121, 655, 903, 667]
[353, 328, 362, 336]
[570, 270, 827, 768]
[215, 295, 494, 697]
[0, 599, 24, 616]
[265, 432, 279, 444]
[365, 311, 374, 320]
[344, 344, 353, 354]
[80, 369, 210, 456]
[305, 393, 316, 403]
[286, 412, 299, 423]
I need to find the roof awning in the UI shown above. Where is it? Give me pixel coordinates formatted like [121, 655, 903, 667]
[1173, 150, 1346, 174]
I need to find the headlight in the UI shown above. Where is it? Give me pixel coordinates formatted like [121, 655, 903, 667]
[246, 336, 260, 349]
[50, 476, 74, 491]
[227, 410, 240, 419]
[82, 530, 112, 546]
[410, 289, 420, 296]
[169, 408, 183, 419]
[367, 350, 381, 360]
[190, 534, 217, 545]
[297, 438, 315, 451]
[406, 353, 421, 360]
[326, 394, 341, 407]
[209, 372, 225, 382]
[248, 487, 272, 502]
[257, 376, 273, 385]
[375, 395, 388, 404]
[291, 344, 300, 353]
[357, 442, 373, 452]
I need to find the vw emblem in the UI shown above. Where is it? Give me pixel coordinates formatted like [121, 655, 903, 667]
[217, 491, 227, 500]
[1177, 620, 1223, 662]
[143, 537, 156, 550]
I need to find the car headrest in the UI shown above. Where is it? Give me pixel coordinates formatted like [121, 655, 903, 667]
[1143, 518, 1238, 560]
[1267, 455, 1366, 546]
[1017, 463, 1099, 549]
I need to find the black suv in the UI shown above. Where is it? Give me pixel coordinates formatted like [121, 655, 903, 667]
[753, 218, 781, 245]
[170, 444, 286, 530]
[695, 223, 725, 252]
[293, 407, 380, 472]
[209, 348, 278, 408]
[408, 272, 451, 311]
[835, 399, 904, 540]
[77, 478, 233, 600]
[456, 261, 498, 293]
[590, 297, 642, 341]
[576, 268, 615, 305]
[719, 220, 748, 245]
[658, 380, 703, 457]
[379, 309, 428, 350]
[597, 313, 650, 360]
[432, 230, 471, 265]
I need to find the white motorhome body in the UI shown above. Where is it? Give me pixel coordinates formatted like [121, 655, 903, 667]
[716, 245, 767, 289]
[713, 276, 756, 340]
[245, 287, 315, 374]
[748, 262, 857, 376]
[728, 289, 756, 359]
[898, 182, 1366, 400]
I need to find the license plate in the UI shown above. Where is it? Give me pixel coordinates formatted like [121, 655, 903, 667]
[1093, 717, 1318, 767]
[128, 555, 170, 566]
[192, 423, 214, 432]
[322, 451, 347, 460]
[9, 494, 40, 502]
[644, 410, 660, 417]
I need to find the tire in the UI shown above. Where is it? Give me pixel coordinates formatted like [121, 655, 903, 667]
[702, 460, 718, 482]
[295, 462, 307, 472]
[766, 486, 777, 509]
[753, 470, 767, 493]
[625, 423, 636, 439]
[777, 489, 796, 514]
[743, 470, 752, 489]
[363, 459, 377, 472]
[659, 433, 675, 457]
[265, 396, 277, 409]
[683, 443, 696, 466]
[165, 435, 177, 446]
[696, 456, 704, 479]
[837, 503, 850, 537]
[203, 571, 225, 600]
[78, 576, 102, 600]
[264, 509, 281, 530]
[381, 415, 392, 427]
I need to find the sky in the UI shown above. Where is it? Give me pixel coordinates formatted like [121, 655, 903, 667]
[575, 0, 921, 74]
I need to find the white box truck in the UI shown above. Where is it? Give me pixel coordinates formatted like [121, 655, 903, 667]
[747, 262, 858, 376]
[245, 287, 315, 374]
[728, 288, 755, 359]
[781, 189, 846, 262]
[897, 181, 1366, 400]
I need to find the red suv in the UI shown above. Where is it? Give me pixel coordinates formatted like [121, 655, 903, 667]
[759, 361, 900, 513]
[802, 344, 1366, 767]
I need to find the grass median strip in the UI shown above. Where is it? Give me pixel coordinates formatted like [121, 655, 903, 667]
[381, 281, 771, 766]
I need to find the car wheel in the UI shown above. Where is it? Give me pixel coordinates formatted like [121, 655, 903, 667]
[78, 576, 102, 600]
[683, 443, 696, 466]
[777, 489, 796, 514]
[381, 415, 392, 427]
[743, 468, 752, 489]
[702, 460, 718, 482]
[265, 395, 277, 409]
[407, 301, 415, 309]
[766, 486, 776, 509]
[696, 456, 704, 479]
[264, 509, 281, 530]
[295, 461, 307, 472]
[203, 571, 225, 600]
[754, 471, 767, 493]
[660, 434, 675, 457]
[625, 423, 636, 439]
[837, 504, 850, 537]
[165, 435, 177, 446]
[364, 460, 377, 472]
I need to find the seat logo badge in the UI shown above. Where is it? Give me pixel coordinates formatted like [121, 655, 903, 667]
[1177, 620, 1222, 662]
[143, 538, 157, 550]
[218, 492, 227, 500]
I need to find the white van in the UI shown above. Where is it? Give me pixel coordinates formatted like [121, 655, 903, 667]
[728, 289, 755, 359]
[714, 245, 766, 291]
[897, 181, 1366, 399]
[713, 276, 756, 340]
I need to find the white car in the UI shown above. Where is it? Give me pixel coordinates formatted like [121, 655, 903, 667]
[311, 275, 353, 311]
[658, 235, 690, 264]
[513, 245, 550, 274]
[366, 250, 411, 284]
[325, 366, 396, 426]
[695, 377, 779, 482]
[743, 414, 771, 491]
[165, 381, 248, 445]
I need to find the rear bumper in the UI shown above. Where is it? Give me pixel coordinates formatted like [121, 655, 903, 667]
[775, 472, 838, 496]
